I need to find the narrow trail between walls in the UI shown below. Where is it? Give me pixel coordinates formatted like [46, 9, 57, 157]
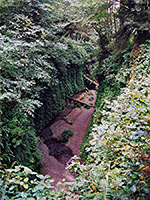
[39, 90, 97, 185]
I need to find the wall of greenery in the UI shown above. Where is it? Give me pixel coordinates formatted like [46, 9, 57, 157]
[1, 40, 149, 200]
[80, 42, 134, 160]
[34, 47, 86, 134]
[0, 0, 88, 171]
[69, 41, 150, 199]
[1, 1, 150, 199]
[80, 0, 150, 161]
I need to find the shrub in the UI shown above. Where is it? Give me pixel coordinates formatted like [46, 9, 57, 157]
[59, 129, 74, 143]
[0, 0, 89, 171]
[68, 42, 150, 199]
[0, 165, 69, 199]
[68, 75, 150, 199]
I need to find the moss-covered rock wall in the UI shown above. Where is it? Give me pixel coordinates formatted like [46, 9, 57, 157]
[35, 63, 85, 134]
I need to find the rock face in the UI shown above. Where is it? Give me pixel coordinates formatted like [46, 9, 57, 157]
[39, 90, 97, 184]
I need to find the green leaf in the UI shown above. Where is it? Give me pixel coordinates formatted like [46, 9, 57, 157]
[130, 185, 137, 193]
[12, 138, 16, 143]
[13, 139, 22, 148]
[144, 90, 148, 97]
[139, 100, 148, 107]
[23, 183, 28, 189]
[24, 177, 29, 182]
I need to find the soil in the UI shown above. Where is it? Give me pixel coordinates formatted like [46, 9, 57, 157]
[39, 89, 97, 185]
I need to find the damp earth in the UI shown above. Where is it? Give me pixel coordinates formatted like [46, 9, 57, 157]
[39, 89, 97, 184]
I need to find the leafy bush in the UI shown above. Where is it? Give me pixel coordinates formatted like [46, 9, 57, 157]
[0, 0, 90, 171]
[80, 46, 132, 160]
[68, 43, 150, 199]
[80, 40, 150, 160]
[88, 97, 94, 101]
[68, 78, 150, 199]
[59, 129, 74, 143]
[0, 165, 69, 199]
[1, 40, 149, 200]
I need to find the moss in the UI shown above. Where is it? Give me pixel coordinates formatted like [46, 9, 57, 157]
[59, 129, 74, 143]
[88, 97, 94, 101]
[34, 65, 85, 134]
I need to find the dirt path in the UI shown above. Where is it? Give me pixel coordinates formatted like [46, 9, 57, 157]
[39, 90, 97, 184]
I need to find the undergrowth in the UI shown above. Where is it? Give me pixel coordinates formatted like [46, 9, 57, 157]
[1, 41, 149, 200]
[80, 40, 147, 161]
[0, 0, 90, 171]
[68, 41, 150, 199]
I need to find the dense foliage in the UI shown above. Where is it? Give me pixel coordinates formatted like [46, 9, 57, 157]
[1, 41, 149, 200]
[118, 0, 150, 47]
[0, 0, 150, 199]
[59, 129, 74, 143]
[0, 0, 90, 171]
[0, 164, 70, 199]
[80, 0, 150, 160]
[68, 42, 150, 199]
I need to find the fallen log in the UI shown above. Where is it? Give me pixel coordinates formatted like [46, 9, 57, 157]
[66, 96, 93, 107]
[83, 74, 99, 87]
[79, 93, 85, 100]
[85, 87, 93, 95]
[85, 65, 98, 84]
